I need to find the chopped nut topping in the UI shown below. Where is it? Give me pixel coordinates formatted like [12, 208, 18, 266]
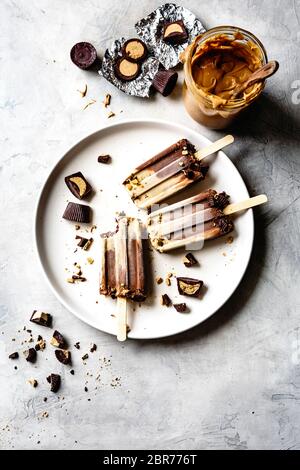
[155, 276, 163, 285]
[28, 378, 38, 388]
[107, 111, 115, 118]
[77, 84, 87, 98]
[103, 94, 111, 107]
[83, 99, 96, 110]
[87, 257, 94, 264]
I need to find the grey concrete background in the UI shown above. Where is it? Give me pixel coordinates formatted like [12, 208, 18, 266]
[0, 0, 300, 450]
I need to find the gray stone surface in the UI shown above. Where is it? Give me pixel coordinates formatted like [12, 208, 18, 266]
[1, 0, 300, 450]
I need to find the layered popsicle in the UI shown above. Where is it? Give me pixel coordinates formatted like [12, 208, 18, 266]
[147, 189, 267, 252]
[123, 135, 234, 209]
[100, 216, 146, 302]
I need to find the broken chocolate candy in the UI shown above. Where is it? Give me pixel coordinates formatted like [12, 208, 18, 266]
[23, 348, 37, 363]
[177, 277, 203, 297]
[152, 69, 178, 96]
[114, 57, 141, 81]
[63, 202, 91, 223]
[123, 38, 148, 63]
[161, 294, 172, 307]
[28, 378, 38, 388]
[70, 42, 97, 69]
[183, 253, 198, 268]
[65, 172, 92, 200]
[163, 20, 188, 45]
[9, 352, 19, 359]
[75, 236, 93, 250]
[208, 191, 230, 209]
[98, 154, 111, 164]
[30, 310, 52, 327]
[55, 349, 71, 365]
[47, 373, 61, 393]
[173, 303, 187, 313]
[214, 216, 234, 235]
[35, 336, 46, 351]
[50, 330, 67, 349]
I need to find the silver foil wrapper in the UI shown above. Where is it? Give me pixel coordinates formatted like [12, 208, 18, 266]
[135, 3, 206, 70]
[100, 37, 160, 98]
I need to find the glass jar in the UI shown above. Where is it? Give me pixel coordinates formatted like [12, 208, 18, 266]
[182, 26, 268, 129]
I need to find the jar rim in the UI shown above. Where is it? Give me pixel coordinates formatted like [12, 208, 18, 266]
[184, 26, 268, 110]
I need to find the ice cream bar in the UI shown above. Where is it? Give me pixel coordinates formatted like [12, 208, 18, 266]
[148, 190, 267, 252]
[100, 216, 146, 302]
[123, 135, 234, 209]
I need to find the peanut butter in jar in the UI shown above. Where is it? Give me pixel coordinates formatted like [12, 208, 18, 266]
[181, 26, 268, 129]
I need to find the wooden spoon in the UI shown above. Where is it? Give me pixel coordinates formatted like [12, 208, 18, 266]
[232, 60, 279, 99]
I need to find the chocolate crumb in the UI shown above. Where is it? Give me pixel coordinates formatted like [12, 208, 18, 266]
[156, 276, 163, 284]
[82, 353, 89, 361]
[70, 369, 75, 375]
[173, 303, 187, 313]
[8, 352, 19, 360]
[23, 348, 37, 363]
[74, 342, 80, 349]
[183, 253, 198, 267]
[28, 378, 38, 388]
[47, 373, 61, 393]
[90, 344, 97, 353]
[161, 294, 172, 307]
[84, 386, 88, 392]
[98, 154, 111, 164]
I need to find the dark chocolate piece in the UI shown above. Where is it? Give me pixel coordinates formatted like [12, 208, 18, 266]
[30, 310, 52, 328]
[163, 20, 188, 45]
[82, 353, 89, 361]
[177, 277, 203, 297]
[55, 349, 71, 365]
[123, 38, 148, 63]
[50, 330, 67, 349]
[65, 172, 92, 200]
[208, 191, 230, 209]
[114, 57, 141, 81]
[74, 342, 80, 349]
[214, 216, 234, 235]
[9, 352, 19, 359]
[173, 303, 187, 313]
[76, 236, 93, 250]
[47, 373, 61, 393]
[90, 343, 97, 353]
[70, 42, 97, 70]
[161, 294, 172, 307]
[98, 154, 111, 164]
[183, 253, 198, 267]
[63, 202, 91, 223]
[23, 348, 37, 363]
[70, 369, 75, 375]
[152, 69, 178, 96]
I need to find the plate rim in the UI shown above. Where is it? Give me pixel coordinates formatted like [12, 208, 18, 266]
[34, 118, 254, 340]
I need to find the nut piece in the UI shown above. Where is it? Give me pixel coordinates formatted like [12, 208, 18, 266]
[55, 349, 71, 365]
[28, 378, 38, 388]
[173, 303, 187, 313]
[161, 294, 172, 307]
[8, 352, 19, 359]
[23, 348, 37, 363]
[98, 154, 111, 164]
[155, 276, 163, 285]
[30, 310, 52, 327]
[183, 253, 198, 268]
[35, 335, 46, 351]
[176, 277, 203, 297]
[50, 330, 67, 349]
[47, 373, 61, 393]
[103, 94, 111, 107]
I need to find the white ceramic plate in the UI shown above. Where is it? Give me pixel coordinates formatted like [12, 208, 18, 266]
[35, 119, 253, 339]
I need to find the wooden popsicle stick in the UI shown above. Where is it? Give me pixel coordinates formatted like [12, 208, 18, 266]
[194, 134, 234, 161]
[223, 194, 268, 215]
[117, 297, 128, 342]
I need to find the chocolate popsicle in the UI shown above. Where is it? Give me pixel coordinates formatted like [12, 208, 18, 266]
[147, 190, 267, 252]
[123, 135, 234, 209]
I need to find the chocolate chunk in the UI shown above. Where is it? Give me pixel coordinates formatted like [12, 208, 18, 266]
[50, 330, 67, 349]
[30, 310, 52, 328]
[208, 191, 230, 209]
[9, 352, 19, 359]
[173, 303, 187, 313]
[90, 344, 97, 353]
[47, 373, 61, 393]
[74, 342, 80, 350]
[183, 253, 198, 267]
[114, 57, 141, 81]
[63, 202, 91, 223]
[123, 38, 148, 63]
[65, 172, 92, 200]
[75, 236, 93, 250]
[98, 154, 111, 164]
[70, 42, 97, 69]
[23, 348, 37, 363]
[82, 353, 89, 361]
[55, 349, 71, 365]
[152, 69, 178, 96]
[214, 216, 234, 235]
[177, 277, 203, 297]
[161, 294, 172, 307]
[163, 20, 188, 45]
